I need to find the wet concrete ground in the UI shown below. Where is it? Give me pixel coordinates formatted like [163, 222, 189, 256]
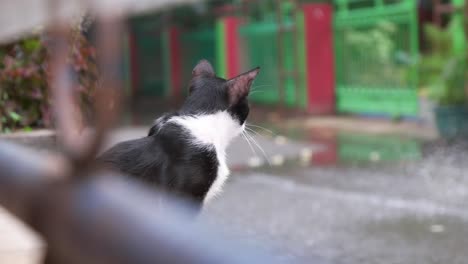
[198, 125, 468, 264]
[202, 177, 468, 264]
[1, 105, 468, 263]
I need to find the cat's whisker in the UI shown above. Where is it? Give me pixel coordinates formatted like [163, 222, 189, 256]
[246, 133, 271, 166]
[242, 132, 257, 155]
[245, 127, 264, 138]
[245, 131, 263, 161]
[246, 123, 275, 135]
[245, 131, 271, 165]
[241, 130, 257, 156]
[251, 84, 272, 90]
[244, 126, 258, 134]
[249, 85, 271, 95]
[249, 91, 267, 96]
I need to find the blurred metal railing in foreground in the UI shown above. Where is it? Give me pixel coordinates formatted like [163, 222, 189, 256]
[0, 1, 276, 263]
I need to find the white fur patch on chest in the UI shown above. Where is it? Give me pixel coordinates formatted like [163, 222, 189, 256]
[168, 111, 242, 203]
[205, 149, 229, 203]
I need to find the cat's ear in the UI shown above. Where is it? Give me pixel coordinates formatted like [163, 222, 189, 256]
[226, 67, 260, 106]
[192, 59, 215, 77]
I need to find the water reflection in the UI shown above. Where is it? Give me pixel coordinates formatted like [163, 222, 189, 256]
[243, 123, 424, 170]
[337, 133, 422, 164]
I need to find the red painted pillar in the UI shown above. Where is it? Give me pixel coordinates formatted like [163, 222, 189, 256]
[303, 4, 335, 114]
[217, 15, 242, 79]
[224, 17, 242, 78]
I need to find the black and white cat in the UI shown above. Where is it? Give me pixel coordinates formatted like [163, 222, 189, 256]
[98, 60, 259, 211]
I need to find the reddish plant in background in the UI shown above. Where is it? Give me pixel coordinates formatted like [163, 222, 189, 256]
[0, 28, 98, 133]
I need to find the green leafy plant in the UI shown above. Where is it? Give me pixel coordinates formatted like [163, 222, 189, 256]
[0, 28, 97, 133]
[419, 20, 467, 106]
[0, 37, 49, 133]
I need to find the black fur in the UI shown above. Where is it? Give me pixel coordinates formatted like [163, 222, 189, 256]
[99, 121, 218, 209]
[97, 60, 259, 210]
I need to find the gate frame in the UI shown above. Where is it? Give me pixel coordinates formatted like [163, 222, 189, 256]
[334, 0, 420, 117]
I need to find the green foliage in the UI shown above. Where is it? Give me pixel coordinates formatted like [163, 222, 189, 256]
[0, 37, 48, 133]
[419, 20, 467, 106]
[0, 29, 97, 133]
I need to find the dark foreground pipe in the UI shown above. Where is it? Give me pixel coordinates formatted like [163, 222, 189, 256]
[0, 141, 66, 222]
[0, 142, 276, 264]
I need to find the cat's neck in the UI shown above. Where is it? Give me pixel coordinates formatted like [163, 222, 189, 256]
[167, 111, 242, 152]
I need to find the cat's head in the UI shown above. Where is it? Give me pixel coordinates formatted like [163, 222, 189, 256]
[180, 59, 260, 127]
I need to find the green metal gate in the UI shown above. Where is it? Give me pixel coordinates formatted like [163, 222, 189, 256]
[131, 14, 166, 96]
[334, 0, 419, 116]
[239, 22, 295, 105]
[238, 1, 302, 107]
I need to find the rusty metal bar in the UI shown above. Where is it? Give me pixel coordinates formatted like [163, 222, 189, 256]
[47, 25, 86, 158]
[47, 0, 124, 174]
[72, 14, 124, 172]
[46, 0, 91, 171]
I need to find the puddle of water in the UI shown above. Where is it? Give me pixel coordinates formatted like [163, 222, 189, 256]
[336, 132, 422, 164]
[242, 120, 425, 169]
